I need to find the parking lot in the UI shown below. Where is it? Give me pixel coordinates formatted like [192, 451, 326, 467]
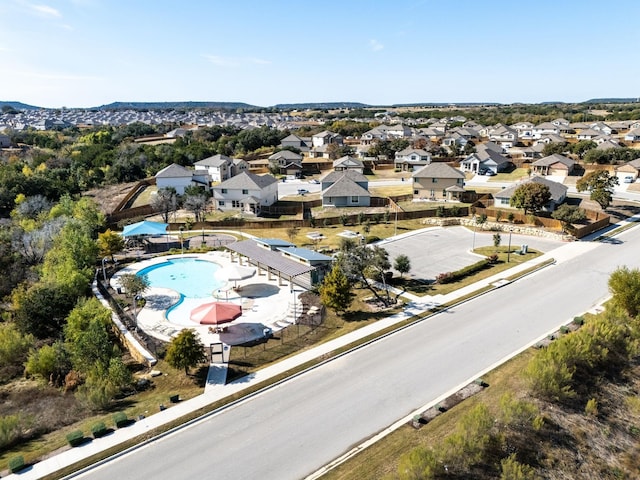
[379, 226, 565, 282]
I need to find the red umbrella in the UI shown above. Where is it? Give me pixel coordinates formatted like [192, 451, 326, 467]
[190, 301, 242, 325]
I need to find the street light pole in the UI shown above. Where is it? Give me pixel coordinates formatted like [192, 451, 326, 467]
[179, 227, 184, 255]
[507, 228, 513, 263]
[101, 257, 109, 284]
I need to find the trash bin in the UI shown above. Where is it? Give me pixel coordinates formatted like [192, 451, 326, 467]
[521, 244, 528, 254]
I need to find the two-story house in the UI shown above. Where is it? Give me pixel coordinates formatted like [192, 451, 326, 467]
[155, 163, 209, 195]
[394, 148, 432, 172]
[333, 155, 364, 173]
[268, 150, 303, 176]
[411, 163, 465, 201]
[211, 172, 278, 214]
[194, 154, 248, 183]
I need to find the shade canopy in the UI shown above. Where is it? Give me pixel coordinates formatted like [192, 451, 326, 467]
[190, 301, 242, 325]
[224, 264, 256, 282]
[122, 220, 169, 237]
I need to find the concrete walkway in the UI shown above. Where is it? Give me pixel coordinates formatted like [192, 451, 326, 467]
[6, 219, 637, 480]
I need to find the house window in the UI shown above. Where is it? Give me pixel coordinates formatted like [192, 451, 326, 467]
[500, 198, 509, 205]
[414, 190, 418, 195]
[242, 189, 248, 195]
[218, 201, 225, 206]
[432, 178, 438, 183]
[232, 200, 241, 208]
[221, 188, 227, 194]
[351, 196, 359, 203]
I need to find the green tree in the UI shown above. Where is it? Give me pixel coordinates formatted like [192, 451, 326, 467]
[0, 323, 34, 379]
[97, 228, 125, 262]
[182, 190, 208, 223]
[286, 225, 300, 243]
[24, 341, 71, 386]
[394, 254, 411, 279]
[608, 266, 640, 318]
[500, 454, 537, 480]
[493, 232, 502, 250]
[340, 245, 392, 306]
[118, 273, 150, 321]
[64, 298, 114, 373]
[319, 265, 354, 314]
[165, 329, 206, 375]
[551, 204, 587, 233]
[576, 170, 618, 209]
[510, 183, 551, 215]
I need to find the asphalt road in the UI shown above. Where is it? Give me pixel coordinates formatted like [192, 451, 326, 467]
[78, 227, 640, 480]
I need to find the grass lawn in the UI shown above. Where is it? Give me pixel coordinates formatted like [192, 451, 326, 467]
[488, 168, 529, 182]
[368, 185, 413, 197]
[130, 185, 157, 208]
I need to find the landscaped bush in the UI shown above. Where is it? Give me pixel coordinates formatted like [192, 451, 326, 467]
[8, 455, 25, 473]
[436, 259, 490, 284]
[113, 411, 129, 428]
[66, 429, 84, 447]
[91, 421, 108, 438]
[366, 235, 381, 244]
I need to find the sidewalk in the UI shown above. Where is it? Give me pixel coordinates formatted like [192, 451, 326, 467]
[1, 238, 610, 479]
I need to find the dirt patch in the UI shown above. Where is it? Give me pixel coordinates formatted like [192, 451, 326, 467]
[82, 182, 138, 215]
[410, 380, 488, 428]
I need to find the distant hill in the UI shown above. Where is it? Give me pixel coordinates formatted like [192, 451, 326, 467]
[0, 101, 40, 110]
[94, 101, 262, 110]
[273, 102, 370, 110]
[584, 98, 640, 104]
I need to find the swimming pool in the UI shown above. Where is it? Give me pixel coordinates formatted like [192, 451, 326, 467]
[136, 257, 225, 298]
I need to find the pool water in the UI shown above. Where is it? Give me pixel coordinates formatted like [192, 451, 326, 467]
[137, 257, 224, 298]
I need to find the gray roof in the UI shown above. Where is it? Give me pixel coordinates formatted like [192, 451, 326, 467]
[532, 154, 575, 168]
[227, 240, 316, 277]
[323, 176, 371, 198]
[278, 247, 333, 262]
[333, 156, 363, 168]
[269, 150, 303, 161]
[494, 176, 567, 203]
[214, 171, 278, 190]
[195, 154, 233, 167]
[322, 169, 368, 184]
[412, 163, 464, 179]
[155, 163, 193, 178]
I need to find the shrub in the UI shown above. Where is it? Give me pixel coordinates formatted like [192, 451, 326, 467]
[169, 394, 180, 403]
[357, 212, 365, 225]
[0, 414, 29, 450]
[8, 455, 25, 473]
[436, 272, 454, 284]
[309, 215, 316, 228]
[91, 421, 108, 438]
[573, 316, 585, 326]
[449, 205, 461, 217]
[560, 325, 570, 334]
[366, 235, 381, 244]
[113, 412, 128, 428]
[585, 398, 598, 417]
[436, 205, 446, 217]
[487, 254, 498, 264]
[340, 214, 349, 226]
[66, 429, 84, 447]
[322, 219, 329, 228]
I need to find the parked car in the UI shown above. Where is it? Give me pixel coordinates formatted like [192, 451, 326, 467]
[484, 170, 496, 176]
[297, 189, 309, 195]
[624, 176, 634, 183]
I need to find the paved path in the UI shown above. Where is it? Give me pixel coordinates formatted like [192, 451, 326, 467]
[6, 217, 639, 480]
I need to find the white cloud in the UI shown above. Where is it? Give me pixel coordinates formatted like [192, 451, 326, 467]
[369, 39, 384, 52]
[27, 3, 62, 18]
[202, 54, 270, 68]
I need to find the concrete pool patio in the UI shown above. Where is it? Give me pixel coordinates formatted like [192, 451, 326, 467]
[110, 251, 302, 351]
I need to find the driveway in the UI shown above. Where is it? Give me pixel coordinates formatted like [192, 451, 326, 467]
[378, 226, 565, 281]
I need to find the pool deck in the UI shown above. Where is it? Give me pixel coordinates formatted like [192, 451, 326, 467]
[111, 252, 302, 350]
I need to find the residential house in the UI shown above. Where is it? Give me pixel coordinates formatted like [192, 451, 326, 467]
[411, 163, 465, 201]
[488, 124, 518, 148]
[596, 139, 622, 151]
[615, 158, 640, 182]
[321, 170, 370, 207]
[0, 133, 10, 148]
[590, 122, 615, 136]
[312, 130, 342, 148]
[459, 144, 512, 174]
[268, 150, 303, 176]
[532, 122, 560, 139]
[227, 237, 333, 288]
[531, 154, 576, 176]
[535, 134, 567, 145]
[576, 128, 600, 141]
[394, 148, 432, 172]
[512, 122, 534, 140]
[211, 172, 278, 214]
[493, 176, 567, 212]
[333, 156, 364, 173]
[624, 128, 640, 143]
[280, 133, 311, 152]
[155, 163, 209, 195]
[360, 124, 413, 145]
[194, 154, 247, 183]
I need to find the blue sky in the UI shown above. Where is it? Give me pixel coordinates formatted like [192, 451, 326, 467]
[1, 0, 639, 108]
